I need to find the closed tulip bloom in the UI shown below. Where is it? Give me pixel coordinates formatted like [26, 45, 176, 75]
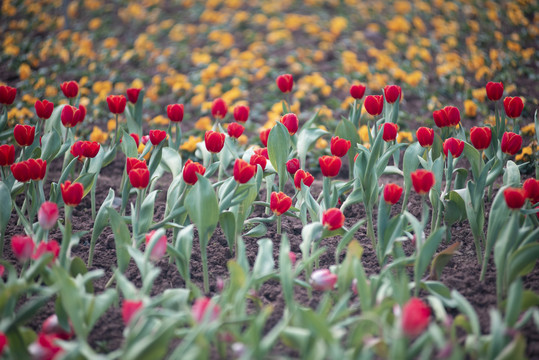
[0, 85, 17, 105]
[310, 269, 338, 291]
[129, 168, 150, 189]
[60, 81, 79, 98]
[32, 240, 60, 261]
[384, 183, 403, 205]
[61, 104, 86, 128]
[433, 106, 460, 128]
[233, 158, 256, 184]
[443, 137, 464, 158]
[259, 128, 271, 147]
[0, 144, 15, 166]
[211, 98, 227, 119]
[294, 169, 314, 190]
[122, 300, 143, 325]
[319, 155, 341, 178]
[35, 99, 54, 119]
[523, 178, 539, 204]
[349, 84, 366, 99]
[106, 95, 127, 114]
[280, 113, 299, 135]
[11, 235, 35, 261]
[42, 315, 74, 340]
[501, 132, 522, 155]
[469, 127, 492, 150]
[0, 332, 6, 355]
[330, 136, 351, 157]
[71, 141, 100, 160]
[503, 96, 524, 118]
[126, 88, 142, 104]
[205, 131, 226, 153]
[233, 105, 249, 123]
[14, 124, 35, 146]
[270, 192, 292, 216]
[486, 82, 503, 101]
[10, 162, 31, 182]
[411, 169, 435, 195]
[192, 297, 220, 323]
[382, 123, 399, 142]
[145, 231, 167, 260]
[167, 103, 184, 122]
[250, 154, 267, 170]
[254, 147, 269, 159]
[276, 74, 293, 93]
[149, 129, 167, 145]
[416, 127, 434, 147]
[183, 159, 206, 185]
[227, 122, 245, 139]
[126, 157, 147, 174]
[504, 187, 526, 209]
[38, 202, 59, 230]
[130, 133, 140, 147]
[286, 158, 300, 175]
[27, 158, 47, 181]
[383, 85, 402, 104]
[61, 181, 84, 206]
[402, 297, 431, 337]
[364, 95, 384, 116]
[322, 208, 345, 231]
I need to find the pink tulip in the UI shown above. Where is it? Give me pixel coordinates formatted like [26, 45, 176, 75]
[192, 297, 220, 323]
[38, 202, 59, 230]
[310, 269, 337, 291]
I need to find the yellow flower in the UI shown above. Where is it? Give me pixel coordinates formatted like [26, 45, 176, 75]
[90, 126, 108, 144]
[151, 115, 169, 126]
[138, 143, 151, 161]
[88, 18, 101, 30]
[464, 100, 477, 118]
[107, 119, 116, 132]
[195, 117, 212, 131]
[19, 63, 31, 80]
[316, 138, 328, 149]
[358, 125, 370, 144]
[521, 123, 535, 136]
[397, 131, 413, 143]
[515, 145, 533, 162]
[238, 134, 248, 146]
[180, 135, 202, 152]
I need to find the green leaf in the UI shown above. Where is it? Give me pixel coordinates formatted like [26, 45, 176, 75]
[73, 172, 96, 198]
[185, 175, 219, 246]
[219, 211, 236, 252]
[508, 243, 539, 284]
[0, 182, 12, 242]
[52, 266, 88, 339]
[40, 128, 62, 162]
[505, 279, 523, 327]
[445, 190, 466, 226]
[462, 142, 481, 181]
[335, 118, 360, 151]
[297, 127, 328, 169]
[503, 160, 520, 186]
[267, 122, 291, 191]
[89, 189, 114, 266]
[137, 190, 158, 235]
[415, 227, 444, 293]
[279, 233, 294, 309]
[160, 147, 183, 178]
[244, 223, 267, 237]
[107, 207, 132, 272]
[429, 242, 460, 280]
[451, 290, 480, 336]
[121, 131, 138, 158]
[70, 257, 93, 293]
[252, 238, 274, 281]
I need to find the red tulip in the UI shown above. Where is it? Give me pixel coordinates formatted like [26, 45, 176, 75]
[330, 136, 351, 157]
[167, 103, 184, 122]
[443, 137, 464, 158]
[10, 162, 31, 182]
[322, 208, 344, 230]
[61, 104, 86, 128]
[416, 127, 434, 147]
[501, 132, 522, 155]
[259, 128, 271, 147]
[11, 235, 35, 261]
[32, 240, 60, 261]
[0, 332, 6, 355]
[402, 297, 431, 337]
[126, 157, 147, 174]
[227, 122, 244, 139]
[13, 124, 35, 146]
[384, 183, 403, 205]
[130, 133, 140, 147]
[319, 155, 341, 178]
[233, 105, 249, 123]
[286, 158, 300, 175]
[145, 230, 167, 260]
[211, 98, 227, 119]
[504, 187, 526, 209]
[433, 106, 460, 128]
[204, 131, 226, 153]
[60, 81, 79, 98]
[35, 99, 54, 119]
[411, 169, 435, 195]
[42, 315, 74, 340]
[294, 169, 314, 190]
[276, 74, 293, 93]
[61, 181, 84, 206]
[28, 333, 62, 360]
[254, 147, 269, 159]
[383, 85, 402, 104]
[126, 88, 142, 104]
[71, 141, 100, 160]
[280, 113, 299, 135]
[0, 85, 16, 105]
[364, 95, 384, 116]
[486, 82, 503, 101]
[382, 123, 399, 142]
[26, 159, 47, 181]
[129, 168, 150, 189]
[106, 95, 127, 114]
[192, 297, 220, 323]
[38, 202, 59, 230]
[149, 129, 167, 145]
[183, 159, 206, 185]
[122, 300, 143, 325]
[503, 96, 524, 118]
[289, 252, 297, 265]
[310, 269, 338, 291]
[270, 191, 292, 216]
[350, 84, 366, 100]
[0, 265, 4, 277]
[523, 178, 539, 204]
[469, 127, 492, 150]
[0, 144, 15, 166]
[233, 158, 256, 184]
[250, 154, 267, 170]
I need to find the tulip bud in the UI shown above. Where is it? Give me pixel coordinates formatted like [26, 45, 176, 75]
[13, 124, 35, 147]
[106, 95, 127, 114]
[270, 192, 292, 216]
[294, 169, 314, 190]
[503, 187, 526, 209]
[204, 131, 226, 153]
[503, 96, 523, 119]
[61, 104, 86, 128]
[382, 123, 399, 142]
[288, 252, 297, 265]
[416, 127, 434, 147]
[402, 297, 431, 337]
[276, 74, 293, 93]
[0, 144, 15, 166]
[122, 300, 143, 325]
[384, 183, 403, 205]
[129, 168, 150, 189]
[233, 158, 256, 184]
[249, 154, 267, 171]
[330, 136, 351, 157]
[0, 85, 16, 105]
[11, 235, 35, 261]
[233, 105, 249, 123]
[192, 297, 220, 323]
[227, 122, 244, 139]
[501, 132, 522, 156]
[32, 240, 60, 261]
[42, 315, 74, 340]
[0, 332, 6, 355]
[126, 157, 147, 174]
[411, 169, 435, 195]
[149, 129, 167, 145]
[442, 137, 464, 158]
[10, 161, 31, 182]
[469, 127, 492, 150]
[485, 81, 503, 101]
[319, 155, 341, 178]
[322, 208, 345, 231]
[126, 88, 142, 104]
[130, 133, 140, 147]
[286, 158, 300, 175]
[61, 181, 84, 206]
[254, 147, 269, 159]
[349, 84, 366, 100]
[433, 106, 460, 128]
[145, 230, 167, 260]
[35, 99, 54, 119]
[167, 103, 184, 122]
[310, 269, 337, 291]
[364, 95, 384, 116]
[280, 113, 299, 135]
[211, 98, 227, 119]
[183, 159, 206, 185]
[523, 178, 539, 204]
[28, 333, 62, 360]
[259, 128, 271, 147]
[60, 81, 79, 98]
[38, 202, 59, 230]
[383, 85, 402, 104]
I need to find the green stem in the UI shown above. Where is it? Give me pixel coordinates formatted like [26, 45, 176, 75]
[265, 176, 273, 215]
[323, 176, 331, 210]
[201, 239, 209, 294]
[133, 189, 142, 245]
[366, 206, 376, 248]
[176, 122, 181, 150]
[59, 206, 73, 268]
[113, 113, 119, 145]
[277, 215, 282, 235]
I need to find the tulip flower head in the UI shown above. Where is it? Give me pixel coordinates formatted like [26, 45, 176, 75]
[0, 144, 15, 166]
[383, 85, 402, 104]
[233, 158, 256, 184]
[503, 187, 526, 209]
[129, 168, 150, 189]
[433, 106, 460, 128]
[322, 208, 345, 231]
[416, 127, 434, 147]
[294, 169, 314, 190]
[192, 297, 220, 323]
[71, 141, 100, 160]
[349, 84, 366, 100]
[183, 159, 206, 185]
[280, 113, 299, 135]
[411, 169, 435, 195]
[330, 136, 351, 157]
[501, 132, 522, 156]
[523, 178, 539, 204]
[402, 297, 431, 337]
[286, 158, 300, 175]
[28, 333, 63, 360]
[122, 300, 143, 325]
[384, 183, 403, 205]
[126, 88, 142, 104]
[126, 157, 147, 174]
[270, 192, 292, 216]
[42, 315, 74, 340]
[249, 154, 267, 171]
[205, 131, 226, 153]
[61, 181, 84, 206]
[442, 137, 464, 158]
[310, 269, 338, 291]
[13, 124, 35, 146]
[276, 74, 293, 93]
[485, 82, 503, 101]
[259, 128, 271, 147]
[167, 103, 184, 122]
[227, 122, 245, 139]
[469, 127, 492, 150]
[149, 129, 167, 146]
[0, 332, 7, 355]
[106, 95, 127, 114]
[32, 240, 60, 261]
[61, 104, 86, 128]
[254, 147, 269, 159]
[38, 202, 59, 230]
[145, 230, 168, 260]
[211, 98, 227, 119]
[503, 97, 524, 118]
[364, 95, 384, 116]
[60, 81, 79, 98]
[319, 155, 342, 178]
[0, 85, 16, 105]
[35, 99, 54, 119]
[233, 105, 249, 123]
[382, 123, 399, 142]
[11, 235, 35, 261]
